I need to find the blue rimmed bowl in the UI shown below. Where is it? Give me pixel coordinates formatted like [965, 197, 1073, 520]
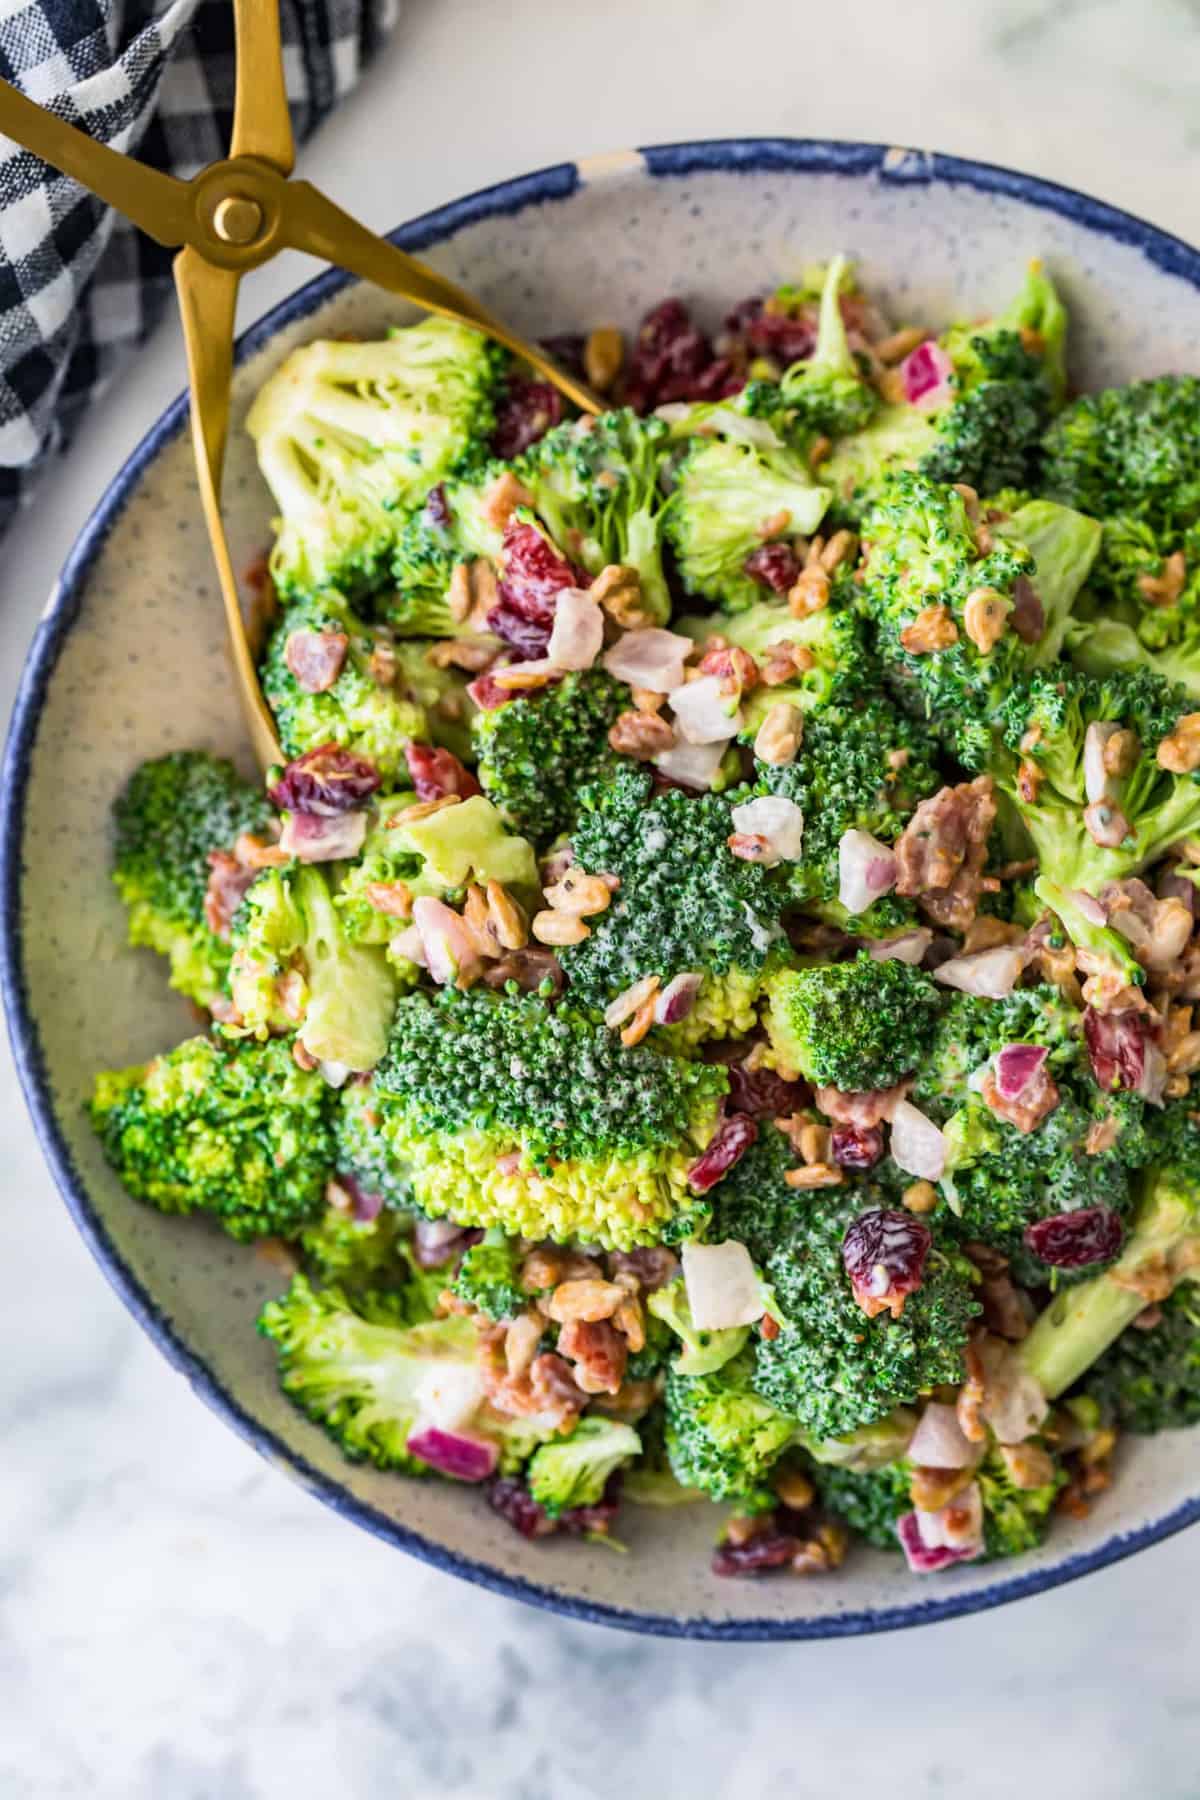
[6, 140, 1200, 1640]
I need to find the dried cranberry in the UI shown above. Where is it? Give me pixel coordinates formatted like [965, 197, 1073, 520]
[712, 1531, 801, 1577]
[268, 743, 381, 815]
[466, 671, 517, 711]
[539, 333, 587, 380]
[335, 1171, 385, 1223]
[687, 1114, 758, 1193]
[493, 380, 565, 459]
[842, 1208, 931, 1320]
[1084, 1006, 1160, 1095]
[495, 518, 582, 620]
[607, 1246, 679, 1292]
[1010, 576, 1045, 645]
[745, 308, 817, 365]
[723, 295, 765, 336]
[724, 1062, 809, 1119]
[743, 541, 801, 594]
[484, 601, 554, 659]
[424, 482, 451, 529]
[831, 1124, 885, 1171]
[403, 742, 481, 801]
[1024, 1206, 1124, 1269]
[623, 297, 715, 412]
[559, 1470, 623, 1537]
[657, 354, 744, 406]
[486, 1476, 557, 1539]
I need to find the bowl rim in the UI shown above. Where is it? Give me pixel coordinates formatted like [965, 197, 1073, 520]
[6, 135, 1200, 1641]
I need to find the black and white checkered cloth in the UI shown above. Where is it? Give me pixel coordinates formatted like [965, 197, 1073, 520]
[0, 0, 396, 535]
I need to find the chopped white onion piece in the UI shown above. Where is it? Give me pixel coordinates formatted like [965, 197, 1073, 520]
[389, 924, 427, 968]
[1083, 721, 1120, 804]
[730, 794, 805, 864]
[413, 1361, 484, 1432]
[547, 588, 604, 670]
[279, 809, 367, 863]
[890, 1099, 948, 1181]
[907, 1402, 977, 1470]
[1070, 888, 1108, 926]
[652, 739, 727, 790]
[983, 1364, 1049, 1446]
[668, 673, 743, 744]
[915, 1481, 984, 1554]
[603, 626, 693, 694]
[655, 402, 783, 450]
[838, 828, 897, 916]
[681, 1240, 765, 1330]
[318, 1060, 352, 1089]
[934, 944, 1026, 1000]
[867, 928, 933, 966]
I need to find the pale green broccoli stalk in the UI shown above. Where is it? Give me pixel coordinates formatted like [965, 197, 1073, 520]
[90, 1034, 334, 1241]
[389, 640, 477, 761]
[664, 1347, 797, 1510]
[773, 254, 877, 437]
[991, 499, 1103, 664]
[111, 750, 271, 1009]
[526, 1417, 642, 1517]
[334, 791, 538, 946]
[646, 1278, 751, 1376]
[260, 593, 428, 784]
[518, 410, 673, 622]
[229, 862, 397, 1071]
[355, 987, 727, 1249]
[664, 436, 831, 612]
[248, 319, 508, 601]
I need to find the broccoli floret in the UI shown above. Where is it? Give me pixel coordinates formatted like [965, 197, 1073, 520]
[912, 984, 1084, 1121]
[752, 694, 943, 919]
[518, 410, 673, 621]
[90, 1034, 333, 1241]
[260, 595, 428, 784]
[258, 1273, 484, 1474]
[556, 764, 786, 1045]
[811, 1460, 912, 1549]
[664, 436, 830, 612]
[248, 319, 507, 602]
[859, 474, 1095, 766]
[526, 1417, 642, 1517]
[357, 987, 727, 1248]
[385, 465, 507, 637]
[299, 1200, 414, 1297]
[976, 1449, 1063, 1558]
[334, 791, 538, 947]
[771, 255, 877, 438]
[675, 586, 880, 728]
[229, 862, 397, 1071]
[815, 1447, 1061, 1559]
[472, 669, 625, 843]
[622, 1404, 708, 1507]
[451, 1229, 526, 1322]
[1081, 1285, 1200, 1433]
[646, 1277, 751, 1376]
[664, 1347, 797, 1510]
[823, 262, 1068, 519]
[707, 1125, 808, 1263]
[991, 664, 1200, 973]
[762, 953, 941, 1090]
[111, 751, 271, 1008]
[751, 1186, 980, 1439]
[1020, 1107, 1200, 1399]
[335, 1076, 412, 1210]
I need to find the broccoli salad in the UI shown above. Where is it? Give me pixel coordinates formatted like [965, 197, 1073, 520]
[91, 260, 1200, 1580]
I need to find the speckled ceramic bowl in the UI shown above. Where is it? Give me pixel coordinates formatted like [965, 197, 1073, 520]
[6, 140, 1200, 1639]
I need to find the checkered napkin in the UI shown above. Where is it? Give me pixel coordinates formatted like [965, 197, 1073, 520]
[0, 0, 397, 536]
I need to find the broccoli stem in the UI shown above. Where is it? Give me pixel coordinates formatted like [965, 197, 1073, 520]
[1034, 875, 1144, 989]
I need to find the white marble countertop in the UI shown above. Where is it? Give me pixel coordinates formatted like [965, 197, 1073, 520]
[5, 2, 1200, 1794]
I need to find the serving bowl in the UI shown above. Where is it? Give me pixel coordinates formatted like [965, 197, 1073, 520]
[6, 138, 1200, 1640]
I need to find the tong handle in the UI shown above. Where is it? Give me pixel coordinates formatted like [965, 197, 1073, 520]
[230, 0, 295, 175]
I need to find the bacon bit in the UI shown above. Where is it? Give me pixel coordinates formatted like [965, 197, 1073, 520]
[894, 775, 997, 932]
[1157, 711, 1200, 773]
[556, 1318, 628, 1395]
[760, 640, 816, 687]
[1138, 550, 1187, 608]
[815, 1078, 913, 1127]
[759, 1312, 781, 1341]
[609, 710, 676, 758]
[980, 1065, 1060, 1134]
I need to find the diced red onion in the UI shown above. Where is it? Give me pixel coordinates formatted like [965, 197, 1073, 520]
[603, 627, 693, 693]
[413, 1362, 484, 1432]
[914, 1481, 984, 1554]
[668, 673, 743, 744]
[837, 828, 897, 916]
[897, 1511, 981, 1574]
[406, 1425, 499, 1483]
[933, 944, 1026, 1000]
[279, 809, 368, 863]
[907, 1402, 977, 1470]
[652, 740, 727, 790]
[389, 924, 427, 968]
[730, 795, 805, 864]
[1083, 721, 1120, 805]
[1070, 888, 1108, 927]
[994, 1042, 1049, 1101]
[867, 929, 933, 966]
[681, 1240, 765, 1330]
[285, 628, 348, 693]
[889, 1099, 947, 1181]
[900, 341, 954, 410]
[413, 1217, 469, 1264]
[655, 971, 703, 1024]
[547, 587, 604, 670]
[412, 895, 481, 987]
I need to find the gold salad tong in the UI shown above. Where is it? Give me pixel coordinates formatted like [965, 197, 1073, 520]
[0, 0, 600, 769]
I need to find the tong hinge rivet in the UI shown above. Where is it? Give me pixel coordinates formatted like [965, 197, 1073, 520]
[213, 195, 264, 247]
